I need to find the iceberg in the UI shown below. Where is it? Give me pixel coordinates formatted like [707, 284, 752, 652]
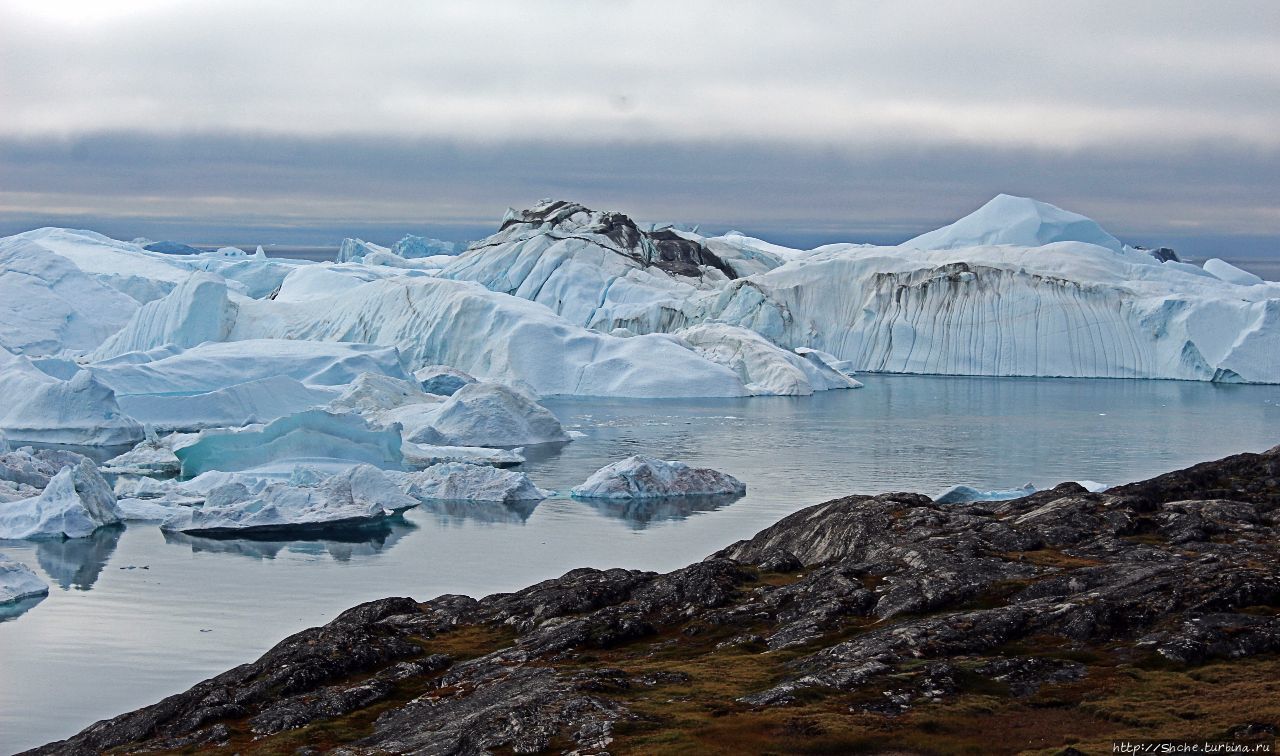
[414, 365, 476, 396]
[88, 273, 238, 360]
[0, 554, 48, 605]
[570, 455, 746, 499]
[174, 409, 405, 477]
[116, 376, 338, 432]
[391, 462, 547, 502]
[161, 464, 417, 536]
[0, 348, 143, 446]
[99, 429, 188, 476]
[903, 194, 1124, 252]
[0, 237, 140, 355]
[336, 238, 389, 263]
[89, 340, 412, 397]
[391, 234, 458, 259]
[0, 458, 122, 539]
[408, 382, 570, 447]
[933, 483, 1037, 505]
[1203, 258, 1265, 287]
[672, 323, 862, 395]
[401, 442, 524, 469]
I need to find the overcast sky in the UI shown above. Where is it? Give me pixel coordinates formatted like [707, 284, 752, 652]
[1, 0, 1278, 255]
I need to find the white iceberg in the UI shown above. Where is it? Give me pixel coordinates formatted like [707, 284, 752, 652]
[401, 442, 524, 469]
[0, 459, 122, 539]
[392, 462, 547, 502]
[933, 483, 1036, 505]
[570, 455, 746, 499]
[89, 272, 239, 360]
[903, 194, 1124, 252]
[414, 365, 476, 396]
[116, 376, 338, 432]
[89, 339, 412, 397]
[1203, 258, 1265, 287]
[174, 409, 405, 477]
[0, 237, 141, 355]
[0, 553, 48, 604]
[0, 348, 143, 446]
[408, 382, 569, 447]
[672, 323, 862, 395]
[336, 238, 390, 263]
[99, 429, 186, 476]
[161, 464, 417, 536]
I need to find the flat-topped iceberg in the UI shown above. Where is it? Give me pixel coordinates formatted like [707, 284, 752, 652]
[0, 457, 122, 539]
[160, 464, 417, 536]
[0, 349, 143, 446]
[391, 462, 547, 502]
[570, 455, 746, 499]
[174, 409, 404, 477]
[408, 382, 569, 447]
[0, 554, 48, 604]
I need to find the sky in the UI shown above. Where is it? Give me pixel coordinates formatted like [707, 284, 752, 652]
[1, 0, 1278, 257]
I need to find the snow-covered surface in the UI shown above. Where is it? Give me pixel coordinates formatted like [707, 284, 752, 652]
[0, 553, 48, 604]
[408, 382, 569, 447]
[0, 349, 143, 446]
[0, 458, 121, 539]
[160, 464, 417, 535]
[570, 455, 746, 499]
[174, 410, 405, 477]
[391, 462, 547, 502]
[934, 483, 1036, 505]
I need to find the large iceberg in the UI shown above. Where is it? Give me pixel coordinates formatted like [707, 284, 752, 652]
[407, 382, 569, 447]
[903, 194, 1125, 252]
[0, 554, 48, 605]
[174, 410, 405, 477]
[0, 237, 140, 355]
[160, 464, 417, 536]
[0, 348, 143, 446]
[570, 455, 746, 499]
[89, 272, 238, 360]
[672, 323, 861, 395]
[391, 462, 547, 502]
[0, 457, 122, 539]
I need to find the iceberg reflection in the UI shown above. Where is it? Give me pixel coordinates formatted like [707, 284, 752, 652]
[578, 492, 743, 529]
[161, 516, 415, 561]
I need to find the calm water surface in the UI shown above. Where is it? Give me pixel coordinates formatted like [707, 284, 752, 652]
[2, 374, 1278, 752]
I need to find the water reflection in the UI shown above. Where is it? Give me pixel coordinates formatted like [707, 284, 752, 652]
[0, 526, 126, 591]
[161, 517, 415, 561]
[575, 492, 744, 529]
[0, 594, 45, 623]
[414, 498, 540, 526]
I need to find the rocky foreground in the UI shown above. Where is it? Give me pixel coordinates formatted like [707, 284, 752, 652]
[33, 448, 1280, 755]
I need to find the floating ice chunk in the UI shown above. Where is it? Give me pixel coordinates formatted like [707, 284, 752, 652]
[0, 459, 121, 539]
[0, 349, 143, 446]
[413, 365, 476, 396]
[160, 464, 417, 536]
[89, 272, 239, 360]
[0, 237, 140, 355]
[116, 496, 192, 521]
[392, 462, 547, 502]
[0, 554, 48, 605]
[673, 323, 861, 395]
[392, 234, 458, 258]
[174, 409, 404, 477]
[116, 376, 338, 432]
[904, 194, 1124, 252]
[794, 347, 860, 379]
[934, 483, 1037, 505]
[100, 429, 187, 476]
[409, 382, 570, 447]
[1203, 258, 1265, 286]
[401, 442, 524, 469]
[570, 455, 746, 499]
[336, 238, 389, 263]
